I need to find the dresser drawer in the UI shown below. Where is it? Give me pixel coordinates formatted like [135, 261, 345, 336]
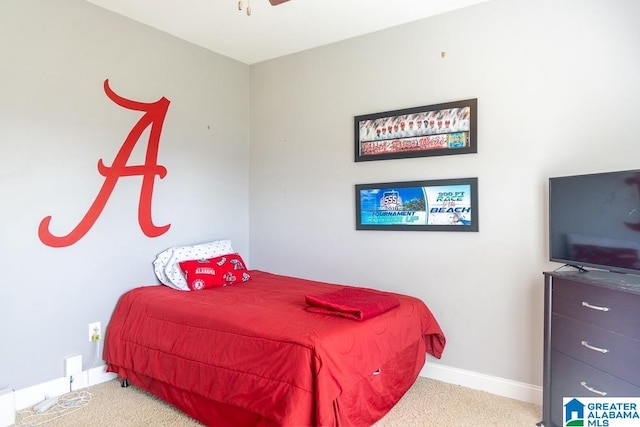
[551, 350, 640, 397]
[550, 350, 640, 426]
[552, 277, 640, 340]
[551, 314, 640, 386]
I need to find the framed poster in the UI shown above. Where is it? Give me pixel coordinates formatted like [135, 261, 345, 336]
[355, 177, 478, 231]
[354, 98, 477, 162]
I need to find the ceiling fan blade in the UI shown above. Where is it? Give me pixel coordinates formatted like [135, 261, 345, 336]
[269, 0, 290, 5]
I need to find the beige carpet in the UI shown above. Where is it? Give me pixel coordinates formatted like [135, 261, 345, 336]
[15, 377, 541, 426]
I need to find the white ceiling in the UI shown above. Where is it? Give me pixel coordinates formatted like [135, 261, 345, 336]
[84, 0, 491, 65]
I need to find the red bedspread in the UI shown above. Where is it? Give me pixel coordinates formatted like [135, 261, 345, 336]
[104, 270, 445, 426]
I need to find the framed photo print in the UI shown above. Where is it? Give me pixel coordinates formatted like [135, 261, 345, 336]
[354, 98, 477, 162]
[355, 177, 478, 231]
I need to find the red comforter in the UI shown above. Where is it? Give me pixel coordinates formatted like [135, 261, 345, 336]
[104, 270, 445, 426]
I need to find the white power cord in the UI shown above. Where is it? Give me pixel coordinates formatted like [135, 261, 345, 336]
[15, 390, 92, 426]
[17, 334, 102, 425]
[89, 332, 102, 370]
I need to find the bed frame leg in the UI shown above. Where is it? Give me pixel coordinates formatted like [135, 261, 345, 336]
[121, 379, 130, 388]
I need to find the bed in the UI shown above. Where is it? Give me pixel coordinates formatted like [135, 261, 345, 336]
[104, 270, 445, 426]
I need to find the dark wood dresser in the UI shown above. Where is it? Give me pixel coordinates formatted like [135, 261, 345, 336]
[541, 270, 640, 427]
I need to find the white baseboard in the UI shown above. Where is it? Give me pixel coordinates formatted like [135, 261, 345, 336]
[13, 365, 117, 412]
[420, 362, 542, 406]
[0, 389, 15, 427]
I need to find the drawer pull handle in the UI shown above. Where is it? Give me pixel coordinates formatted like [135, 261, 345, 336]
[580, 381, 607, 396]
[581, 301, 610, 312]
[581, 340, 609, 354]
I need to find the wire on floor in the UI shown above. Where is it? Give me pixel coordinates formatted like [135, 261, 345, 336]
[15, 390, 93, 426]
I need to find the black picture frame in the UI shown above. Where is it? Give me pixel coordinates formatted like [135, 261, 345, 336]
[354, 98, 477, 162]
[355, 177, 479, 231]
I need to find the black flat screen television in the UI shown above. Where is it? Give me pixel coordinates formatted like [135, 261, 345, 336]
[549, 169, 640, 274]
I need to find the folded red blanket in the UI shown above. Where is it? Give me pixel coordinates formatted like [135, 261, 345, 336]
[305, 287, 400, 321]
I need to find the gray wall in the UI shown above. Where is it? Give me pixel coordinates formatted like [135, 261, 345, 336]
[2, 0, 639, 395]
[0, 0, 249, 390]
[249, 0, 640, 387]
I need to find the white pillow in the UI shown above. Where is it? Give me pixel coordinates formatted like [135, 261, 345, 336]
[153, 249, 174, 288]
[153, 239, 234, 291]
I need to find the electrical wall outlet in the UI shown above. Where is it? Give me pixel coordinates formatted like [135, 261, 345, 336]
[88, 321, 101, 342]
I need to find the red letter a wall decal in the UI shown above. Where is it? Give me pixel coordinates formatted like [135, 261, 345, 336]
[39, 79, 171, 248]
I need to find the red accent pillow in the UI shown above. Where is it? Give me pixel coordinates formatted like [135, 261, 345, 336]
[178, 253, 250, 291]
